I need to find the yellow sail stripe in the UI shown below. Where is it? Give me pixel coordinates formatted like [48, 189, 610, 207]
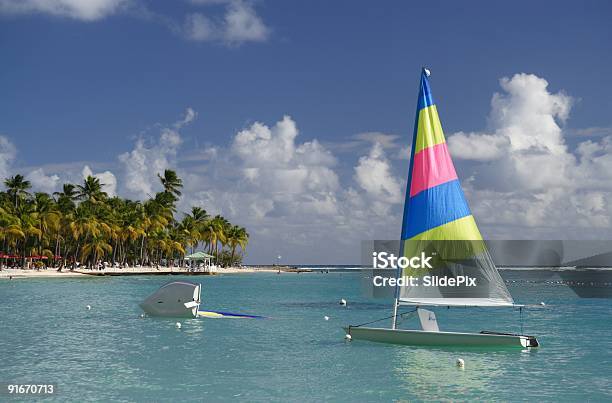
[414, 105, 446, 154]
[401, 215, 486, 265]
[410, 214, 482, 241]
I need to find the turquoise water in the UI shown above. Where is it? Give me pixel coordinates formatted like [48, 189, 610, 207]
[1, 272, 611, 402]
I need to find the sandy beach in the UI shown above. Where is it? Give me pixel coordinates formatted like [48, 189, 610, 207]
[0, 268, 89, 278]
[0, 265, 305, 278]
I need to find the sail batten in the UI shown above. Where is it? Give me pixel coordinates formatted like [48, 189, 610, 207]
[397, 69, 514, 307]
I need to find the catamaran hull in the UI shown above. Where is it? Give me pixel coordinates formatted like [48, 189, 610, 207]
[344, 326, 538, 348]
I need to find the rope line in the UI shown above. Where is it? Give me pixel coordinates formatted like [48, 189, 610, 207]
[351, 308, 418, 328]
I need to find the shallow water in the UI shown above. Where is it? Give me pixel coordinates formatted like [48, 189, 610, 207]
[1, 272, 611, 401]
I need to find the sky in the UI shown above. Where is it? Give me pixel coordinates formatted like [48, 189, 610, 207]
[1, 0, 612, 264]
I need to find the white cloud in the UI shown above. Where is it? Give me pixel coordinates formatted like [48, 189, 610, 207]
[446, 73, 612, 236]
[352, 132, 400, 149]
[118, 108, 191, 199]
[572, 126, 612, 137]
[175, 107, 197, 128]
[184, 0, 270, 44]
[184, 13, 217, 41]
[354, 142, 402, 211]
[27, 168, 60, 194]
[0, 135, 17, 182]
[230, 115, 338, 199]
[82, 165, 117, 197]
[176, 115, 405, 263]
[0, 0, 270, 46]
[447, 73, 576, 191]
[0, 0, 130, 21]
[447, 132, 509, 161]
[223, 0, 269, 43]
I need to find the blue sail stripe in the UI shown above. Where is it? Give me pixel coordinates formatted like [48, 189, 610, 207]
[417, 72, 435, 111]
[402, 179, 471, 239]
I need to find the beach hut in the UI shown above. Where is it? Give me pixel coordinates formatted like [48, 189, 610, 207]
[184, 252, 214, 271]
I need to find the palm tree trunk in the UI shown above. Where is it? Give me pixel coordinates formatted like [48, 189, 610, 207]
[21, 237, 28, 269]
[112, 239, 117, 264]
[139, 235, 145, 265]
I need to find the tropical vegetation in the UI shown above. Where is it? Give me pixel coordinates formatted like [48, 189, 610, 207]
[0, 171, 248, 270]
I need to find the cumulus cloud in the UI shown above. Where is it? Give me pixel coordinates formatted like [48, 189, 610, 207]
[118, 108, 191, 199]
[447, 132, 510, 161]
[446, 73, 612, 236]
[354, 142, 402, 213]
[82, 165, 117, 197]
[0, 135, 17, 181]
[0, 0, 130, 21]
[184, 0, 270, 44]
[229, 115, 339, 209]
[27, 168, 60, 194]
[176, 115, 405, 262]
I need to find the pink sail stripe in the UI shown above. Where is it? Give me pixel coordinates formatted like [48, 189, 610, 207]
[410, 142, 458, 197]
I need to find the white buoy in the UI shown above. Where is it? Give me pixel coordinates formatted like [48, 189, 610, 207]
[175, 322, 182, 329]
[345, 334, 352, 341]
[324, 316, 330, 321]
[139, 313, 145, 318]
[456, 358, 465, 368]
[339, 298, 347, 306]
[86, 305, 91, 310]
[540, 301, 546, 306]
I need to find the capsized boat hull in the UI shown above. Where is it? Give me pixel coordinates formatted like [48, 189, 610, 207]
[343, 326, 538, 348]
[140, 281, 201, 318]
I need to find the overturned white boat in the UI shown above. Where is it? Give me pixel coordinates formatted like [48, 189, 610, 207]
[344, 69, 539, 348]
[140, 281, 265, 319]
[140, 281, 201, 318]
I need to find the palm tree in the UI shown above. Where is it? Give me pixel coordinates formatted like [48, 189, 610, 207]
[81, 236, 112, 267]
[227, 225, 249, 265]
[4, 174, 31, 208]
[33, 192, 60, 256]
[158, 169, 183, 198]
[13, 201, 42, 268]
[0, 170, 247, 270]
[54, 183, 78, 213]
[76, 176, 107, 203]
[189, 207, 208, 222]
[201, 215, 227, 263]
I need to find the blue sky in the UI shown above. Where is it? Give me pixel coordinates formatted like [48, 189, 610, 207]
[1, 0, 612, 263]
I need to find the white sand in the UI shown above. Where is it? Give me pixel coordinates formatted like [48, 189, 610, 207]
[0, 268, 88, 278]
[0, 266, 282, 278]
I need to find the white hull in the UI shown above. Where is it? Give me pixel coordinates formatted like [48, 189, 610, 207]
[344, 326, 538, 348]
[140, 281, 201, 318]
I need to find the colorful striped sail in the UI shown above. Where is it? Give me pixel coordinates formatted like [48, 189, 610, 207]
[400, 71, 481, 242]
[398, 69, 513, 307]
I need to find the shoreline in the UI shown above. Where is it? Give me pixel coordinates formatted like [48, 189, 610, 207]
[0, 265, 311, 279]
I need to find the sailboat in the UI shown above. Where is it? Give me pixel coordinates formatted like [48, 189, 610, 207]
[344, 69, 539, 348]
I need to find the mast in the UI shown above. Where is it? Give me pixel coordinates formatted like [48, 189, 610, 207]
[392, 68, 429, 329]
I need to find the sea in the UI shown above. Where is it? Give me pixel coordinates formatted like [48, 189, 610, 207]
[1, 269, 611, 402]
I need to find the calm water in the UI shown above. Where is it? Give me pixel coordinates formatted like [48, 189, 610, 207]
[1, 271, 611, 402]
